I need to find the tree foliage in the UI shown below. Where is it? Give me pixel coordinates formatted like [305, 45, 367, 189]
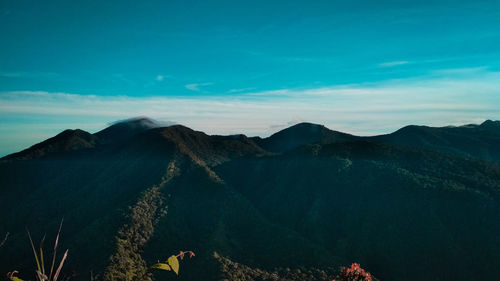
[103, 186, 166, 281]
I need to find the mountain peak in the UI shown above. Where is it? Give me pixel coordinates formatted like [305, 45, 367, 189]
[255, 122, 355, 153]
[95, 117, 175, 144]
[282, 122, 327, 133]
[479, 119, 500, 130]
[2, 129, 97, 160]
[108, 117, 171, 129]
[271, 122, 326, 137]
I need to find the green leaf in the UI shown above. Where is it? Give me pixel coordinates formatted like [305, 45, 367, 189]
[11, 277, 24, 281]
[151, 263, 171, 271]
[167, 255, 180, 275]
[27, 230, 41, 272]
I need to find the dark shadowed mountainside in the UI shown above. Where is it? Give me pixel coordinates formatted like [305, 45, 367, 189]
[94, 117, 175, 145]
[374, 120, 500, 163]
[3, 129, 98, 160]
[0, 118, 499, 281]
[252, 122, 356, 153]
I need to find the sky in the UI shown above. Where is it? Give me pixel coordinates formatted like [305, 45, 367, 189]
[1, 0, 500, 156]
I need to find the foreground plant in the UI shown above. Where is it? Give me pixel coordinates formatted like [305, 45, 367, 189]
[333, 263, 375, 281]
[7, 221, 68, 281]
[0, 232, 8, 248]
[151, 250, 195, 275]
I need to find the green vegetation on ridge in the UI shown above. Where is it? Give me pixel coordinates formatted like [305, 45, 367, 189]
[1, 119, 500, 281]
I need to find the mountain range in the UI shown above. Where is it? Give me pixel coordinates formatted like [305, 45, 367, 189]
[1, 117, 499, 281]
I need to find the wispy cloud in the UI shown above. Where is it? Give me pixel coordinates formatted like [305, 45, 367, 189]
[1, 68, 499, 156]
[111, 73, 137, 86]
[226, 87, 255, 94]
[378, 61, 410, 67]
[0, 71, 61, 79]
[430, 66, 489, 76]
[185, 82, 213, 92]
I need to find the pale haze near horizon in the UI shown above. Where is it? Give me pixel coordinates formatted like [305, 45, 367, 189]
[1, 0, 500, 156]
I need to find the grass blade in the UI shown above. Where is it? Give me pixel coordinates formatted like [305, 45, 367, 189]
[27, 229, 41, 272]
[0, 232, 9, 248]
[53, 249, 68, 281]
[36, 270, 48, 281]
[48, 220, 63, 281]
[40, 235, 46, 275]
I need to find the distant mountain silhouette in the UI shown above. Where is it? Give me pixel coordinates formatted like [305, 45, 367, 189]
[3, 129, 97, 160]
[374, 120, 500, 162]
[252, 122, 356, 153]
[4, 117, 176, 160]
[95, 117, 175, 144]
[0, 119, 499, 281]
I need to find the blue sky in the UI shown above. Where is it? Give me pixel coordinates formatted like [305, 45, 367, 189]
[1, 0, 500, 156]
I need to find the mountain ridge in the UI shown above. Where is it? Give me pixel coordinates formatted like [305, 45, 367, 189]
[1, 118, 500, 281]
[3, 119, 500, 163]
